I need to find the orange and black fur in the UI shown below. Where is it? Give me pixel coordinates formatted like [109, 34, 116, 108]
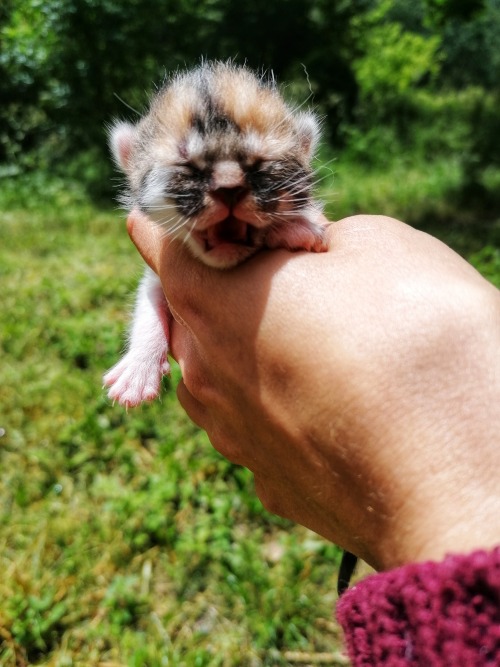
[104, 61, 328, 406]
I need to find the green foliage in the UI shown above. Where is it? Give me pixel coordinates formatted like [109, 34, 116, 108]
[0, 175, 347, 666]
[1, 136, 499, 664]
[437, 0, 500, 88]
[2, 0, 500, 204]
[7, 590, 67, 656]
[353, 22, 441, 109]
[424, 0, 485, 26]
[469, 245, 500, 287]
[349, 0, 441, 129]
[459, 90, 500, 192]
[1, 1, 500, 660]
[0, 0, 365, 175]
[103, 575, 150, 630]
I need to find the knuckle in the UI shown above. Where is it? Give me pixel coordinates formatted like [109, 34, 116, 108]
[176, 380, 206, 428]
[181, 364, 215, 407]
[254, 476, 284, 516]
[207, 425, 247, 467]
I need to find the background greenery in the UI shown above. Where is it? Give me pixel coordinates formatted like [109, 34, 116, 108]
[1, 0, 500, 665]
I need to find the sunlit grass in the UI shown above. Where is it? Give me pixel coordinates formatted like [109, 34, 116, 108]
[0, 176, 345, 666]
[1, 156, 499, 666]
[330, 155, 463, 223]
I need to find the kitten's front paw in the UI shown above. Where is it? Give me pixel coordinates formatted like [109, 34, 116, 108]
[293, 211, 330, 253]
[303, 226, 329, 253]
[265, 219, 329, 254]
[103, 352, 170, 408]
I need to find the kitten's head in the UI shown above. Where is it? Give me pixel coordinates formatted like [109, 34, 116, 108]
[110, 61, 320, 267]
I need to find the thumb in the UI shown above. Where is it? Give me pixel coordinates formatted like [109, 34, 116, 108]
[127, 209, 163, 274]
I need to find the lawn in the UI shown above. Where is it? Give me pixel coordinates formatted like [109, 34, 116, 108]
[1, 156, 499, 666]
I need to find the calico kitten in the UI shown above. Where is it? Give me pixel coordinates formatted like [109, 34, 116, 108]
[104, 61, 328, 407]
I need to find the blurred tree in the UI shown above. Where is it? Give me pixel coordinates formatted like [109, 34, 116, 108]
[1, 0, 368, 185]
[2, 0, 500, 199]
[211, 0, 371, 139]
[350, 0, 441, 126]
[424, 0, 485, 26]
[437, 0, 500, 88]
[353, 24, 440, 108]
[1, 0, 206, 160]
[423, 0, 500, 192]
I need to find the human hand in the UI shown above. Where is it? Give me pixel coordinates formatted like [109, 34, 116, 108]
[128, 211, 500, 571]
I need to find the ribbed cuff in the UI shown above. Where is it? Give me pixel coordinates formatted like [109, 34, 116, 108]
[336, 546, 500, 666]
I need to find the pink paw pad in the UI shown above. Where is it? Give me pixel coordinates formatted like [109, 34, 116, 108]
[103, 353, 170, 408]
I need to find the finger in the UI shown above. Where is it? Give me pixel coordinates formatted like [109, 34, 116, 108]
[127, 209, 164, 273]
[178, 378, 252, 467]
[176, 378, 208, 429]
[162, 243, 290, 337]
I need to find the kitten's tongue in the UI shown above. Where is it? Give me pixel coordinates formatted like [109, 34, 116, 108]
[206, 216, 249, 247]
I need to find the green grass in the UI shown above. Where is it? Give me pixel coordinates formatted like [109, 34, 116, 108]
[323, 152, 500, 286]
[1, 156, 499, 667]
[327, 155, 464, 223]
[0, 176, 345, 667]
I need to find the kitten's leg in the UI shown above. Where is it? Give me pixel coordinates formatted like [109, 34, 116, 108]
[103, 267, 171, 407]
[265, 206, 329, 253]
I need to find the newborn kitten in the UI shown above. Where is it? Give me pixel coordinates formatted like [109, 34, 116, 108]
[104, 61, 328, 407]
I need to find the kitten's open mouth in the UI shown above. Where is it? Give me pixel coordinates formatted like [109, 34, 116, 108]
[194, 216, 256, 252]
[191, 215, 263, 267]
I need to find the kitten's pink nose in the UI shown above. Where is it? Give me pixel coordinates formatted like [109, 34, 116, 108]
[212, 160, 244, 188]
[212, 186, 248, 208]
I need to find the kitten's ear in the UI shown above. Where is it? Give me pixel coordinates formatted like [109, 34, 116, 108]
[109, 121, 137, 172]
[295, 112, 320, 160]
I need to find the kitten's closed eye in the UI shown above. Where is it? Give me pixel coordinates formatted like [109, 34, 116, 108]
[245, 158, 264, 173]
[175, 163, 208, 180]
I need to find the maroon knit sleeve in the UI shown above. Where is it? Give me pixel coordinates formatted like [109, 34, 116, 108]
[336, 546, 500, 666]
